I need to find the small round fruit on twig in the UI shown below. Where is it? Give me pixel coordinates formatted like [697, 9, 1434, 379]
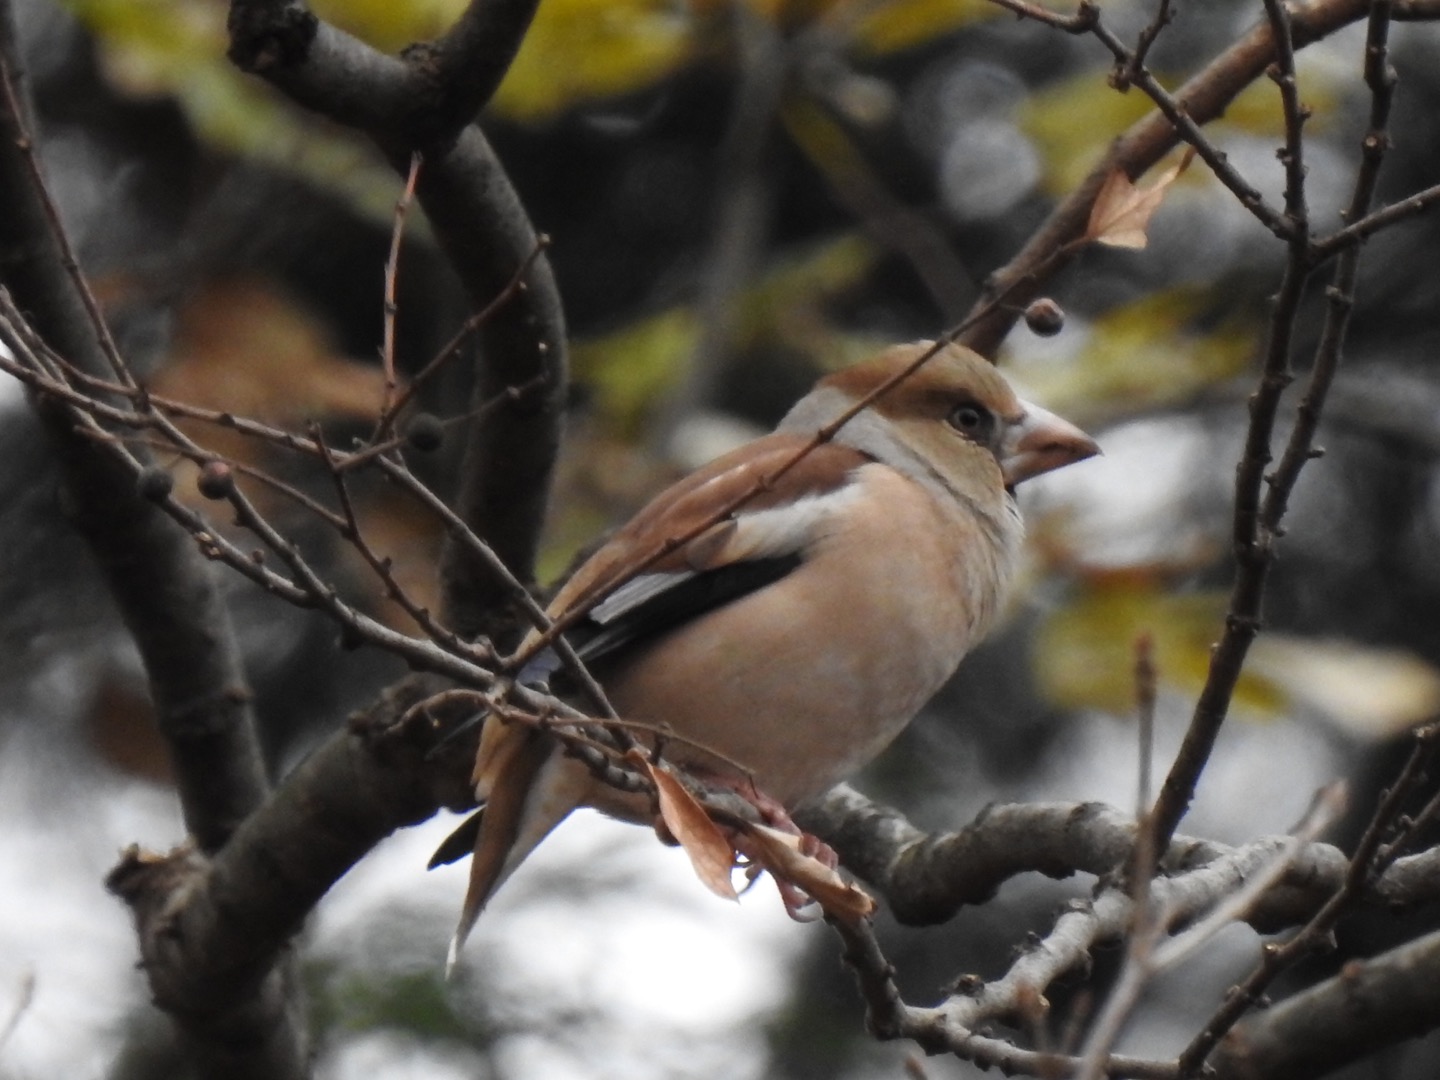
[196, 461, 235, 500]
[1024, 297, 1065, 337]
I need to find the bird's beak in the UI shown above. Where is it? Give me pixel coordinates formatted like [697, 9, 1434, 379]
[1000, 403, 1100, 488]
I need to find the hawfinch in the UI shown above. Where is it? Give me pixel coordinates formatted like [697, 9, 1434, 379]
[438, 341, 1098, 955]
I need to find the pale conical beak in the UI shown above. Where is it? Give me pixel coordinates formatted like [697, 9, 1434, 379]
[1000, 403, 1100, 487]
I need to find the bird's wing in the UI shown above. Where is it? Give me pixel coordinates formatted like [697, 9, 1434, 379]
[524, 435, 872, 682]
[516, 556, 801, 685]
[448, 437, 870, 950]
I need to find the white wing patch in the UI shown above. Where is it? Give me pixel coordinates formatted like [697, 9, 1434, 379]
[589, 570, 696, 625]
[685, 481, 866, 569]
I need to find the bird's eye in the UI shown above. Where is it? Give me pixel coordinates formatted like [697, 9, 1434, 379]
[947, 402, 993, 439]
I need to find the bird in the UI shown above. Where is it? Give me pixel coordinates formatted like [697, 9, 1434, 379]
[435, 340, 1099, 960]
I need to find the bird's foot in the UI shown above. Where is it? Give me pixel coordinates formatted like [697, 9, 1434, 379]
[735, 786, 839, 871]
[689, 776, 838, 921]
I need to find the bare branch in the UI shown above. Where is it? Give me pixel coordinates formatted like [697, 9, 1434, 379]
[0, 4, 268, 855]
[1150, 0, 1398, 856]
[224, 0, 569, 646]
[1178, 719, 1437, 1076]
[797, 787, 1440, 930]
[984, 0, 1100, 33]
[106, 675, 480, 1074]
[380, 153, 420, 418]
[960, 0, 1440, 356]
[1211, 928, 1440, 1080]
[1310, 179, 1440, 256]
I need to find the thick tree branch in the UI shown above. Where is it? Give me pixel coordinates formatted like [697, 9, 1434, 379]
[227, 0, 540, 153]
[1211, 928, 1440, 1080]
[28, 0, 567, 1067]
[226, 0, 566, 645]
[797, 786, 1440, 929]
[818, 781, 1440, 1079]
[0, 2, 268, 855]
[106, 677, 476, 1077]
[407, 129, 567, 643]
[422, 0, 542, 137]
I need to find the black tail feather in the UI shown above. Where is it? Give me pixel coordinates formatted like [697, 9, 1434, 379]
[429, 808, 484, 869]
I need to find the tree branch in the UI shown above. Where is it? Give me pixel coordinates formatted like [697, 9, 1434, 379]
[0, 1, 268, 855]
[1211, 929, 1440, 1080]
[226, 0, 567, 645]
[797, 786, 1440, 930]
[960, 0, 1440, 357]
[106, 676, 477, 1078]
[406, 129, 567, 643]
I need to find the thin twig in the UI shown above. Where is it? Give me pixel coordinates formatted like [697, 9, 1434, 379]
[380, 153, 422, 420]
[1153, 0, 1398, 854]
[1134, 632, 1157, 823]
[374, 234, 550, 438]
[1073, 784, 1343, 1080]
[1146, 0, 1338, 851]
[371, 453, 623, 726]
[1, 301, 515, 686]
[1084, 19, 1294, 241]
[1153, 783, 1345, 971]
[1310, 179, 1440, 258]
[312, 422, 471, 654]
[1177, 721, 1436, 1076]
[1261, 0, 1395, 536]
[984, 0, 1100, 32]
[1262, 0, 1312, 242]
[1119, 0, 1174, 89]
[0, 56, 137, 388]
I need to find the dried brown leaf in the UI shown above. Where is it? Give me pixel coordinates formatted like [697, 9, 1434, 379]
[1087, 147, 1197, 249]
[742, 823, 876, 924]
[638, 758, 739, 901]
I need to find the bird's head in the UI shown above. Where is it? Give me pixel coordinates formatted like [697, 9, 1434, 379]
[781, 341, 1099, 507]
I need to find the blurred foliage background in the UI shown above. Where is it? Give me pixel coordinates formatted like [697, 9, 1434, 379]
[4, 0, 1440, 1078]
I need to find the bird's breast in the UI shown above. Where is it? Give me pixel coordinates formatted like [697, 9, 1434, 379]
[590, 463, 1018, 814]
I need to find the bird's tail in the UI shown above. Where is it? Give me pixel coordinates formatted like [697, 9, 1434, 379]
[445, 729, 579, 974]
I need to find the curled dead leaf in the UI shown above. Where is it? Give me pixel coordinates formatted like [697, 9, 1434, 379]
[626, 752, 873, 922]
[1087, 147, 1196, 249]
[633, 755, 739, 901]
[740, 823, 876, 925]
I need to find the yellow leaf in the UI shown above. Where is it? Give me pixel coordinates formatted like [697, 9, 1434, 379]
[1034, 578, 1286, 718]
[571, 236, 877, 434]
[62, 0, 406, 223]
[1247, 637, 1440, 740]
[1038, 579, 1440, 737]
[1022, 58, 1341, 196]
[847, 0, 998, 55]
[637, 758, 740, 901]
[310, 0, 464, 51]
[492, 0, 696, 121]
[1086, 148, 1195, 249]
[1019, 73, 1157, 195]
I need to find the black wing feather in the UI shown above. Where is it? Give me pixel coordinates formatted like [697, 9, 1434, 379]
[429, 810, 483, 868]
[519, 554, 802, 689]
